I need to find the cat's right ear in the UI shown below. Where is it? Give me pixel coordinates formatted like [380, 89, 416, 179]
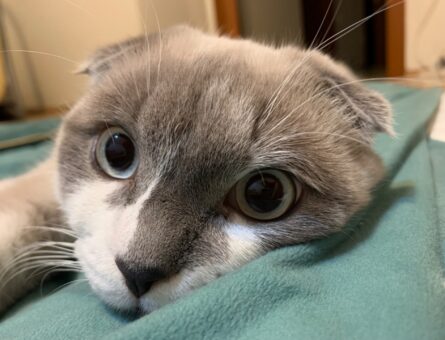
[75, 36, 146, 80]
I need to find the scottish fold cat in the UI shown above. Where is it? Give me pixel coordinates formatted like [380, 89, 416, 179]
[0, 26, 392, 314]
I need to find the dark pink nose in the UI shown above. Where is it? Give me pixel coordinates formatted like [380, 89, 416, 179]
[115, 258, 167, 298]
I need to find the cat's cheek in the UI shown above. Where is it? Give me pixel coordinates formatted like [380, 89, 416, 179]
[61, 180, 123, 237]
[224, 224, 263, 267]
[62, 179, 158, 256]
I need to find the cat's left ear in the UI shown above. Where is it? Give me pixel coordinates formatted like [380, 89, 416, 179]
[75, 36, 146, 80]
[76, 25, 199, 82]
[310, 51, 395, 141]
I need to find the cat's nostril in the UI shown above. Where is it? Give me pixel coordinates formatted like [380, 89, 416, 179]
[115, 258, 167, 298]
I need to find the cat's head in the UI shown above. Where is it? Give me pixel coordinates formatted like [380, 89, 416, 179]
[55, 26, 392, 313]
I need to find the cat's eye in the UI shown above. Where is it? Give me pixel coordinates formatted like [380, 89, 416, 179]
[228, 169, 301, 221]
[95, 127, 138, 179]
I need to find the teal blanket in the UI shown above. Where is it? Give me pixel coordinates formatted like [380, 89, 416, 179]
[0, 83, 444, 339]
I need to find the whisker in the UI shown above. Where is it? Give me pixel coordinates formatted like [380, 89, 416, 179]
[0, 238, 76, 283]
[0, 50, 78, 65]
[46, 278, 88, 296]
[6, 243, 73, 260]
[319, 0, 343, 45]
[263, 1, 405, 127]
[141, 0, 152, 97]
[261, 0, 337, 125]
[262, 75, 438, 139]
[149, 0, 162, 84]
[9, 244, 74, 264]
[21, 225, 78, 238]
[60, 0, 95, 18]
[0, 259, 81, 290]
[317, 0, 404, 51]
[39, 268, 84, 294]
[0, 253, 76, 280]
[307, 0, 335, 50]
[264, 131, 370, 149]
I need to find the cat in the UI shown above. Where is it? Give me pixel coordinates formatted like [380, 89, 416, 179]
[0, 26, 393, 314]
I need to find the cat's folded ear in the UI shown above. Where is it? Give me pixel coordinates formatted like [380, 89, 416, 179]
[75, 25, 198, 82]
[75, 36, 147, 80]
[310, 50, 395, 141]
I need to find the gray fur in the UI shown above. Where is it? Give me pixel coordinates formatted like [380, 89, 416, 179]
[1, 26, 392, 314]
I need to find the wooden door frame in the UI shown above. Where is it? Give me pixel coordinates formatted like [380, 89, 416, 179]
[385, 0, 405, 76]
[214, 0, 240, 37]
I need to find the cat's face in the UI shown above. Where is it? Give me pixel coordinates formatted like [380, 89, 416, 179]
[55, 26, 392, 313]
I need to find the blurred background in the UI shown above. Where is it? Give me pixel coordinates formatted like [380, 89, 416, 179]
[0, 0, 444, 120]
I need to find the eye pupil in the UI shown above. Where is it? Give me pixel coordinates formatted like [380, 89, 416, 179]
[245, 174, 284, 213]
[105, 133, 135, 171]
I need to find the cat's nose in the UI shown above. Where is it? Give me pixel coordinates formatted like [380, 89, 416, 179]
[115, 258, 167, 298]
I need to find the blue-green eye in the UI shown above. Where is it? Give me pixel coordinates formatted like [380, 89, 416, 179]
[95, 127, 138, 179]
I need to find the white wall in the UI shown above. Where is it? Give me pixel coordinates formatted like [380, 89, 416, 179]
[405, 0, 445, 72]
[2, 0, 215, 110]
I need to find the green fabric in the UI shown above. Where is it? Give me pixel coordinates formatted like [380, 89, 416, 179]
[0, 118, 58, 178]
[0, 117, 59, 144]
[0, 83, 444, 339]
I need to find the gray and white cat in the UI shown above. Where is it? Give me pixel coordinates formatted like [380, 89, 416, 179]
[0, 26, 393, 314]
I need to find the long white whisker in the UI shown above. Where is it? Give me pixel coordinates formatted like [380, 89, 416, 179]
[0, 253, 76, 278]
[0, 260, 81, 290]
[0, 50, 78, 65]
[318, 1, 404, 51]
[264, 131, 370, 149]
[262, 1, 404, 127]
[21, 225, 78, 238]
[308, 0, 335, 50]
[141, 0, 152, 97]
[45, 278, 88, 296]
[39, 269, 84, 294]
[319, 0, 343, 45]
[0, 240, 76, 279]
[17, 241, 75, 251]
[61, 0, 95, 17]
[149, 0, 162, 84]
[263, 75, 426, 137]
[261, 0, 336, 125]
[9, 244, 74, 264]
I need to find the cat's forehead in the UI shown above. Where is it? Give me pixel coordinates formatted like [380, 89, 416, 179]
[78, 28, 322, 140]
[96, 27, 311, 101]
